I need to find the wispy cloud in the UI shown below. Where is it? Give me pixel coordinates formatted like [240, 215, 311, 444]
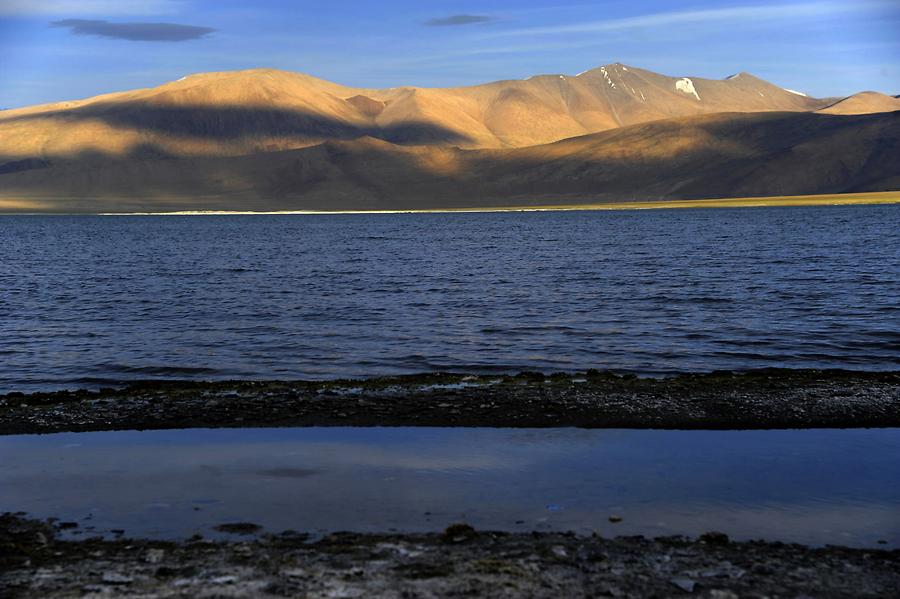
[425, 14, 495, 27]
[486, 1, 895, 38]
[52, 19, 214, 42]
[0, 0, 181, 16]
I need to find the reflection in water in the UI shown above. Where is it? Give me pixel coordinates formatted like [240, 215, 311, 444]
[0, 427, 898, 547]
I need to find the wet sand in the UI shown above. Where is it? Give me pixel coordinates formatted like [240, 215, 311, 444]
[2, 369, 898, 435]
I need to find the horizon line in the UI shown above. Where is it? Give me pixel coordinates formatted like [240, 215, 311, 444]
[1, 191, 897, 217]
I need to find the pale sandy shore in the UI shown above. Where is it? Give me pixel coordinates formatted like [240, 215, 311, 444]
[1, 190, 898, 216]
[101, 191, 900, 215]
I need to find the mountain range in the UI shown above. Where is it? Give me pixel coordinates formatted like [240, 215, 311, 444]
[0, 64, 898, 212]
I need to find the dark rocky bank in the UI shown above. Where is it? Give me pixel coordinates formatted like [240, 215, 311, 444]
[2, 514, 898, 598]
[1, 369, 898, 435]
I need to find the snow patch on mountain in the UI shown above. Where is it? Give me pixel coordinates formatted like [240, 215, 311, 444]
[599, 66, 617, 89]
[675, 78, 700, 101]
[784, 88, 807, 97]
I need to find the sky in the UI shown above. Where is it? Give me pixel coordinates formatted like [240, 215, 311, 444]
[1, 0, 898, 109]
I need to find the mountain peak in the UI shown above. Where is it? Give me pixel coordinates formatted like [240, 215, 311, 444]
[575, 62, 631, 76]
[725, 72, 764, 81]
[0, 62, 852, 163]
[165, 68, 332, 86]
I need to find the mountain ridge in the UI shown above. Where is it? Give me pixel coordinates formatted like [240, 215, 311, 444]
[2, 110, 897, 214]
[0, 63, 839, 160]
[1, 64, 897, 213]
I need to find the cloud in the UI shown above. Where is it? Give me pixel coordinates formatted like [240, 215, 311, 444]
[51, 19, 214, 41]
[425, 14, 495, 27]
[486, 1, 897, 38]
[0, 0, 180, 16]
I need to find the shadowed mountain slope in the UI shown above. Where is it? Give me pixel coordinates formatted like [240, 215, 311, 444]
[2, 111, 897, 213]
[0, 65, 834, 160]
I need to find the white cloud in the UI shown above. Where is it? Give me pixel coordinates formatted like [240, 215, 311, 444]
[486, 1, 896, 38]
[0, 0, 182, 16]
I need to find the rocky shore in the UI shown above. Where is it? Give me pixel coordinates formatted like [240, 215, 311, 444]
[4, 370, 899, 597]
[2, 514, 898, 598]
[1, 369, 898, 435]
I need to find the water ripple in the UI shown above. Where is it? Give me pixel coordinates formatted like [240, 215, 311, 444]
[1, 205, 898, 392]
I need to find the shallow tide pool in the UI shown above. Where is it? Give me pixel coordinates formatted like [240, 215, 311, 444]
[2, 427, 898, 547]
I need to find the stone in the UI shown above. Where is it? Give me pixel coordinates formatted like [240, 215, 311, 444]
[101, 572, 133, 585]
[283, 568, 306, 579]
[699, 532, 730, 546]
[670, 577, 696, 593]
[442, 523, 476, 544]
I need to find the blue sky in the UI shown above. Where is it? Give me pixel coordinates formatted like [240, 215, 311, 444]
[1, 0, 898, 108]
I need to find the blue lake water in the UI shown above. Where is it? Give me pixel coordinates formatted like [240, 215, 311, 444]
[1, 205, 898, 392]
[1, 427, 897, 546]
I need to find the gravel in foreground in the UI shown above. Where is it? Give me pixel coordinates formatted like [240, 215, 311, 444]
[2, 515, 898, 599]
[1, 369, 898, 435]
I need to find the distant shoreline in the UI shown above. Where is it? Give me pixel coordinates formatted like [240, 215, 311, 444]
[1, 191, 899, 216]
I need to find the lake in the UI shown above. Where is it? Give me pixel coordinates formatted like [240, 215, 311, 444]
[1, 205, 898, 393]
